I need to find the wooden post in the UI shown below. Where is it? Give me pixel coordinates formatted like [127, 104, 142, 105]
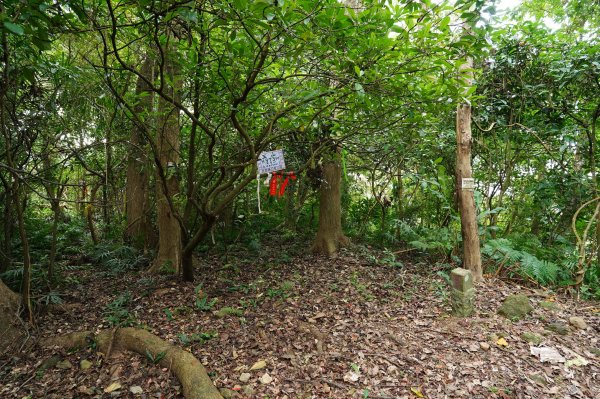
[456, 54, 482, 282]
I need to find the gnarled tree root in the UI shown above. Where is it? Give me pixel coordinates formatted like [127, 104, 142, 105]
[41, 327, 223, 399]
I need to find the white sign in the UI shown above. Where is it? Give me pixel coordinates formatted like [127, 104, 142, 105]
[461, 178, 475, 190]
[257, 150, 286, 174]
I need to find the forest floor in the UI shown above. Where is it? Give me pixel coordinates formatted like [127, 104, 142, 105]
[1, 243, 599, 399]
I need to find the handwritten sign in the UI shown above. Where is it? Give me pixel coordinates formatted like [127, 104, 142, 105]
[461, 178, 475, 190]
[258, 150, 286, 174]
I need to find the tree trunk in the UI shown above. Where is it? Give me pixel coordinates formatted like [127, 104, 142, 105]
[312, 158, 349, 255]
[0, 278, 22, 353]
[48, 200, 60, 281]
[150, 44, 182, 274]
[456, 56, 483, 282]
[13, 184, 33, 323]
[181, 215, 216, 282]
[86, 184, 100, 245]
[0, 191, 12, 273]
[125, 57, 153, 250]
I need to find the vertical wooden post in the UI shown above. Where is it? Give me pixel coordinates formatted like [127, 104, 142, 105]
[456, 55, 482, 282]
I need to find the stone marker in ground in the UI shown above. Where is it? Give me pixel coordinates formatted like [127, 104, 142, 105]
[498, 294, 533, 320]
[450, 268, 475, 317]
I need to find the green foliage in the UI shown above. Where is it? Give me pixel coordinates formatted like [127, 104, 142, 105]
[483, 238, 562, 285]
[350, 271, 375, 301]
[266, 281, 294, 300]
[194, 284, 218, 311]
[214, 307, 244, 318]
[145, 350, 166, 365]
[103, 292, 136, 327]
[37, 291, 64, 306]
[90, 243, 150, 274]
[163, 308, 174, 321]
[177, 331, 217, 346]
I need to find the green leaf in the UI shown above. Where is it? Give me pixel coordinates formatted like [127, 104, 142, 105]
[3, 22, 24, 35]
[354, 82, 365, 97]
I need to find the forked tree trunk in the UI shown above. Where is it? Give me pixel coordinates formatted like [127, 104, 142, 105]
[312, 158, 349, 255]
[149, 44, 182, 274]
[125, 57, 153, 250]
[456, 56, 482, 282]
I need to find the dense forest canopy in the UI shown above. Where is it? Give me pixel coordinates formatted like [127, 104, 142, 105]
[0, 0, 598, 299]
[1, 0, 599, 303]
[1, 0, 600, 397]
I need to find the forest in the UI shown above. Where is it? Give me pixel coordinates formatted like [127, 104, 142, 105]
[0, 0, 599, 398]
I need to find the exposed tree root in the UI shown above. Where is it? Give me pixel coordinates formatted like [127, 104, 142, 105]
[41, 327, 224, 399]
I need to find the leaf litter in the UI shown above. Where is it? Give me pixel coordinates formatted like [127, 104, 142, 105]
[0, 243, 599, 398]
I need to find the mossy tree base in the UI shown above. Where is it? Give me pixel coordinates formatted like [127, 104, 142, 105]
[41, 327, 223, 399]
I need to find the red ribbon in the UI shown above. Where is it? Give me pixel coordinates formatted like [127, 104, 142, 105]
[268, 172, 296, 197]
[269, 173, 279, 196]
[278, 172, 296, 197]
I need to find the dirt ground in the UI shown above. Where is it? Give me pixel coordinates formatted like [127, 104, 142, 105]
[1, 245, 599, 399]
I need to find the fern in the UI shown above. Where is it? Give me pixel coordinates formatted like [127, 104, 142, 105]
[483, 239, 559, 285]
[90, 243, 149, 273]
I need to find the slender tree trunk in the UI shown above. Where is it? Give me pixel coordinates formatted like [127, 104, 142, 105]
[150, 44, 182, 274]
[48, 200, 61, 281]
[182, 215, 216, 282]
[456, 56, 482, 282]
[86, 184, 100, 245]
[312, 157, 349, 255]
[103, 137, 111, 230]
[13, 184, 33, 323]
[590, 120, 600, 269]
[0, 191, 12, 273]
[396, 165, 403, 219]
[125, 58, 153, 250]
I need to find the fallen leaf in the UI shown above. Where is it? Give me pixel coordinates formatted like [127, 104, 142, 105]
[250, 360, 267, 371]
[565, 356, 588, 367]
[259, 373, 273, 384]
[343, 371, 360, 383]
[129, 385, 143, 394]
[104, 382, 122, 393]
[410, 387, 424, 397]
[496, 337, 509, 347]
